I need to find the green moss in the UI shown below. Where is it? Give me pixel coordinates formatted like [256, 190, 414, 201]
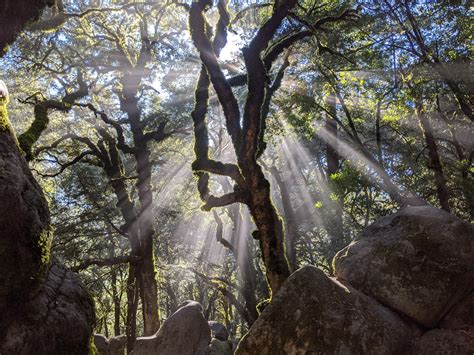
[31, 226, 53, 280]
[256, 298, 271, 314]
[0, 100, 21, 149]
[89, 337, 99, 355]
[18, 103, 49, 159]
[0, 101, 11, 132]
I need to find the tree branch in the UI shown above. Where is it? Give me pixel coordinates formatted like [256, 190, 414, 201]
[71, 255, 142, 272]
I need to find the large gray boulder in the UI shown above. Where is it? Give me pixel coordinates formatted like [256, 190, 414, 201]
[334, 206, 474, 327]
[236, 265, 419, 355]
[409, 329, 474, 354]
[134, 300, 211, 355]
[0, 131, 52, 312]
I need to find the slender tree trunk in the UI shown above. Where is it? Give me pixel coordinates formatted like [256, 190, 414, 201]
[325, 92, 344, 264]
[121, 81, 160, 335]
[106, 224, 121, 336]
[125, 267, 139, 353]
[432, 61, 473, 123]
[228, 205, 259, 325]
[105, 147, 144, 346]
[416, 103, 451, 211]
[271, 166, 298, 272]
[375, 100, 384, 164]
[111, 268, 121, 336]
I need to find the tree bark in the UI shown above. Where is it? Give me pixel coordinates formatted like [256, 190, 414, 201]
[120, 75, 160, 336]
[416, 103, 451, 212]
[325, 92, 344, 265]
[228, 206, 259, 325]
[271, 166, 298, 272]
[189, 0, 295, 296]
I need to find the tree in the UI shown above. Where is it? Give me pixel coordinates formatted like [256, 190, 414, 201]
[7, 0, 189, 347]
[188, 0, 359, 295]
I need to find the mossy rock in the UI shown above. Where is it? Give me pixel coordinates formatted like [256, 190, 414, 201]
[0, 261, 95, 354]
[334, 206, 474, 328]
[236, 265, 419, 355]
[0, 131, 95, 353]
[0, 131, 52, 308]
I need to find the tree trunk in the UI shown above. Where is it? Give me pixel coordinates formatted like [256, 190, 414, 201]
[271, 166, 298, 272]
[121, 80, 160, 336]
[228, 205, 259, 325]
[126, 266, 139, 353]
[325, 92, 344, 265]
[375, 100, 384, 164]
[244, 163, 290, 296]
[417, 103, 451, 211]
[107, 224, 122, 336]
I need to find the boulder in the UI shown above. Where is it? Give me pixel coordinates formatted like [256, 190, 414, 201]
[0, 261, 95, 354]
[134, 300, 211, 355]
[334, 206, 474, 327]
[0, 131, 95, 353]
[94, 334, 126, 355]
[209, 338, 232, 355]
[94, 334, 109, 354]
[409, 329, 474, 354]
[440, 291, 474, 331]
[208, 321, 229, 341]
[0, 131, 52, 312]
[109, 334, 126, 355]
[236, 265, 419, 355]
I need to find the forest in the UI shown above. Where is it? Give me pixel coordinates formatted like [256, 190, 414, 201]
[0, 0, 472, 354]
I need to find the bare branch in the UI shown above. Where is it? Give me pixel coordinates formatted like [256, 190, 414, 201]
[71, 255, 142, 272]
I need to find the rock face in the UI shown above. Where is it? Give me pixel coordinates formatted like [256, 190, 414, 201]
[334, 206, 474, 327]
[0, 132, 52, 310]
[236, 265, 419, 355]
[0, 131, 95, 352]
[134, 301, 211, 355]
[0, 261, 95, 354]
[409, 329, 474, 354]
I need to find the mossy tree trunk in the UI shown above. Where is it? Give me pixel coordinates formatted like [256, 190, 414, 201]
[188, 0, 361, 296]
[325, 91, 344, 265]
[189, 0, 296, 296]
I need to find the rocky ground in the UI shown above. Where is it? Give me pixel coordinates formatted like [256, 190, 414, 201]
[99, 206, 473, 355]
